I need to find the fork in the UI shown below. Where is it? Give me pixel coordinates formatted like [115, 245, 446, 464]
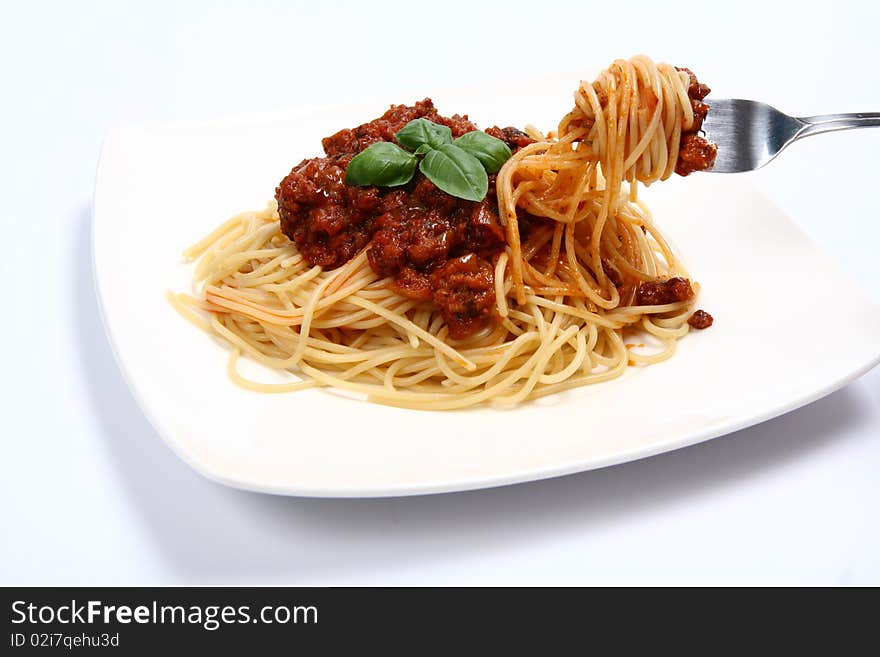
[699, 99, 880, 173]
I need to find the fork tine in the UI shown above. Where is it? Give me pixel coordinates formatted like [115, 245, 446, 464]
[700, 99, 804, 173]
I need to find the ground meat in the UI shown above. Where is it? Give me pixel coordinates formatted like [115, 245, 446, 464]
[389, 265, 433, 301]
[369, 206, 467, 275]
[677, 133, 719, 176]
[687, 309, 714, 329]
[485, 126, 535, 150]
[636, 277, 694, 305]
[674, 67, 717, 176]
[675, 133, 716, 175]
[275, 99, 515, 338]
[690, 100, 710, 133]
[431, 254, 496, 339]
[275, 157, 379, 268]
[678, 67, 711, 103]
[467, 197, 507, 258]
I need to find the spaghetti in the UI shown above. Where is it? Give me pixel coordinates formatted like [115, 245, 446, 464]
[171, 55, 715, 410]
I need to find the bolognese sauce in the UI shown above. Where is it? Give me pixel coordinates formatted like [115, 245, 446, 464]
[687, 309, 714, 329]
[636, 277, 693, 306]
[276, 99, 532, 338]
[675, 67, 717, 175]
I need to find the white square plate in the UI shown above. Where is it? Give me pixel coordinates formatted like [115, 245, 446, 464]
[94, 83, 880, 497]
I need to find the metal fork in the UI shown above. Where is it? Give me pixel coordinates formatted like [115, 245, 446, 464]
[700, 99, 880, 173]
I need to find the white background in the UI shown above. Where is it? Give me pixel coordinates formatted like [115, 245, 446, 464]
[2, 0, 878, 585]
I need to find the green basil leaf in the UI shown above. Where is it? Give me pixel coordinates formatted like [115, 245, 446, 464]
[394, 118, 453, 151]
[419, 144, 488, 202]
[414, 143, 434, 156]
[345, 142, 417, 187]
[453, 130, 512, 174]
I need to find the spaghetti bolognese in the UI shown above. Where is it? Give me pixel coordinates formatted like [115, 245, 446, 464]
[170, 55, 715, 410]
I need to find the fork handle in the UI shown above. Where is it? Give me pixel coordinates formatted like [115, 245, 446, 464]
[797, 112, 880, 138]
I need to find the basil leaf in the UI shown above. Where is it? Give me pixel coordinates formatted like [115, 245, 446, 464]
[453, 130, 512, 174]
[419, 144, 488, 202]
[414, 143, 434, 156]
[394, 118, 453, 151]
[345, 142, 417, 187]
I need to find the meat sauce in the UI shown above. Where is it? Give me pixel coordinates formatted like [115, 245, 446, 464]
[687, 309, 714, 329]
[636, 277, 694, 306]
[636, 279, 714, 330]
[675, 67, 718, 175]
[276, 99, 532, 338]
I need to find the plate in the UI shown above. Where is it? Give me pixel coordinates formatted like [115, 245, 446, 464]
[93, 85, 880, 497]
